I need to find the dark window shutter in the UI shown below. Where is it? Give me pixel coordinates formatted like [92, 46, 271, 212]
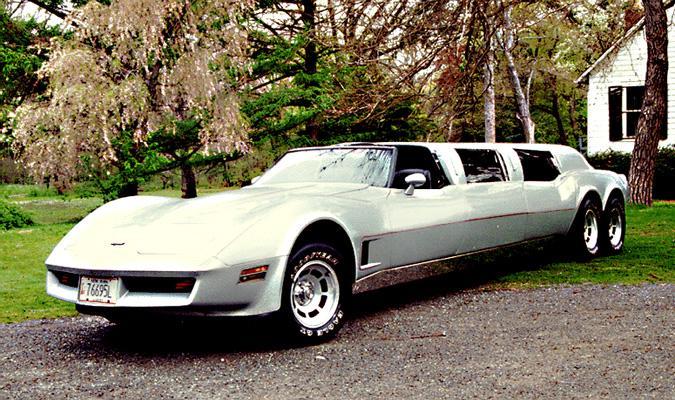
[608, 87, 623, 141]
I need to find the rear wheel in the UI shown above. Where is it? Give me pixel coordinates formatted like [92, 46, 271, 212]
[281, 243, 348, 342]
[569, 197, 602, 259]
[602, 197, 626, 254]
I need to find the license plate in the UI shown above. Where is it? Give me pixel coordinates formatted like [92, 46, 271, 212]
[78, 276, 120, 305]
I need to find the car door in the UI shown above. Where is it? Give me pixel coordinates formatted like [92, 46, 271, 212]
[451, 148, 527, 254]
[359, 146, 527, 279]
[513, 149, 577, 238]
[358, 146, 461, 278]
[374, 185, 466, 269]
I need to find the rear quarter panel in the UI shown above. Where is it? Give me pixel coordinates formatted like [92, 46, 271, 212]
[558, 169, 628, 233]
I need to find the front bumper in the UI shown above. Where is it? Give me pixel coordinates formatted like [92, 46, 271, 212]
[46, 255, 288, 317]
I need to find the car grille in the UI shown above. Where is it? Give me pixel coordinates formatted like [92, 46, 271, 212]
[51, 271, 195, 294]
[123, 277, 196, 294]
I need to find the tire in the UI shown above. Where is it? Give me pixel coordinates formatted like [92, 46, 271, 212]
[568, 197, 602, 259]
[601, 197, 626, 254]
[281, 243, 348, 341]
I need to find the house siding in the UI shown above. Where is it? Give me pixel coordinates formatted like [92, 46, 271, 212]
[586, 7, 675, 154]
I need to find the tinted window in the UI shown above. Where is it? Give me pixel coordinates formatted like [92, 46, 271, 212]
[455, 149, 506, 183]
[391, 145, 449, 189]
[514, 149, 560, 181]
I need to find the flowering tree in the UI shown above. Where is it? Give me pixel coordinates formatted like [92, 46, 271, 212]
[13, 0, 251, 198]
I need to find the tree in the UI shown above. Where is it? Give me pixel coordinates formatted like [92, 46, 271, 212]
[0, 1, 67, 183]
[483, 39, 497, 143]
[244, 0, 465, 148]
[481, 2, 496, 143]
[12, 0, 251, 198]
[498, 2, 535, 143]
[0, 3, 62, 149]
[628, 0, 668, 206]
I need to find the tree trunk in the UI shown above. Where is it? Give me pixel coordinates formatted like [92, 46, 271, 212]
[181, 164, 197, 199]
[484, 37, 496, 143]
[628, 0, 667, 206]
[500, 3, 536, 143]
[550, 75, 568, 145]
[569, 91, 579, 142]
[27, 0, 71, 21]
[301, 0, 319, 141]
[118, 182, 138, 198]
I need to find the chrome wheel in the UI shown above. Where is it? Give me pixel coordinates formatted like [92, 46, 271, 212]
[569, 197, 602, 259]
[602, 197, 626, 254]
[290, 259, 340, 329]
[607, 208, 623, 248]
[583, 209, 599, 251]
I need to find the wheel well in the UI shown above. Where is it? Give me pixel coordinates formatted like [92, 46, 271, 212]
[606, 188, 625, 209]
[581, 190, 602, 209]
[291, 220, 356, 284]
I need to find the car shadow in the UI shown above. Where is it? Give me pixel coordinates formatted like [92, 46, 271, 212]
[350, 238, 567, 318]
[77, 238, 570, 355]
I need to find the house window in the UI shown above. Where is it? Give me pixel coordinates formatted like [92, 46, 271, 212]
[608, 86, 667, 141]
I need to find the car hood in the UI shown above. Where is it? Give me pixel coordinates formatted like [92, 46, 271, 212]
[47, 183, 373, 271]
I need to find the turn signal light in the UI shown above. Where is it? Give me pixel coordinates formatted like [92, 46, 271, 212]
[239, 265, 269, 283]
[175, 279, 195, 292]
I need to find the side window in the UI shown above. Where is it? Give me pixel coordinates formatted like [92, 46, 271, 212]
[514, 149, 560, 181]
[455, 149, 506, 183]
[391, 145, 450, 189]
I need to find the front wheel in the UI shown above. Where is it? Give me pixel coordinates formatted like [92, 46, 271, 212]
[281, 243, 348, 341]
[569, 197, 602, 259]
[601, 197, 626, 254]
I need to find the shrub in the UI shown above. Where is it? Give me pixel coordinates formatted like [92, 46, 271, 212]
[587, 146, 675, 200]
[0, 199, 33, 230]
[0, 157, 29, 184]
[71, 181, 102, 199]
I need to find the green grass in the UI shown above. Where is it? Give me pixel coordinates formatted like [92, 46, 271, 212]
[497, 203, 675, 286]
[0, 184, 60, 201]
[429, 202, 675, 288]
[0, 224, 78, 322]
[0, 184, 230, 323]
[0, 182, 673, 323]
[18, 198, 103, 225]
[139, 187, 232, 198]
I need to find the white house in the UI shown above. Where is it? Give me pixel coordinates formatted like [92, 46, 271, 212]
[577, 4, 675, 154]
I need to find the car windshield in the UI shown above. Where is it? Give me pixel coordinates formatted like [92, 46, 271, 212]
[256, 147, 394, 187]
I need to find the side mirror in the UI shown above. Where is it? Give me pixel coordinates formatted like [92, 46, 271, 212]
[250, 176, 261, 185]
[404, 173, 426, 196]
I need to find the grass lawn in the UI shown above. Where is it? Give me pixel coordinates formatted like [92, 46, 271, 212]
[463, 203, 674, 288]
[0, 184, 673, 323]
[0, 224, 79, 322]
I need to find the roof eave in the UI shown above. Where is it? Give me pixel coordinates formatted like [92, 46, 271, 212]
[576, 0, 675, 85]
[575, 19, 646, 84]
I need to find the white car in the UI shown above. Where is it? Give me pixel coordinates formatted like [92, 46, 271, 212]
[46, 142, 627, 341]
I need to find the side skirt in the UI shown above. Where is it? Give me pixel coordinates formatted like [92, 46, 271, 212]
[352, 235, 557, 295]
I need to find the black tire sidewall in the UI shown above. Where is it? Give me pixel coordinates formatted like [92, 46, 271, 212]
[573, 197, 602, 258]
[602, 197, 626, 254]
[282, 243, 348, 340]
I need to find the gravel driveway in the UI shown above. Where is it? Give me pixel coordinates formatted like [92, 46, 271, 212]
[1, 283, 673, 399]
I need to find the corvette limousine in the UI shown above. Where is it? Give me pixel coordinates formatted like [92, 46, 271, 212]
[46, 142, 627, 341]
